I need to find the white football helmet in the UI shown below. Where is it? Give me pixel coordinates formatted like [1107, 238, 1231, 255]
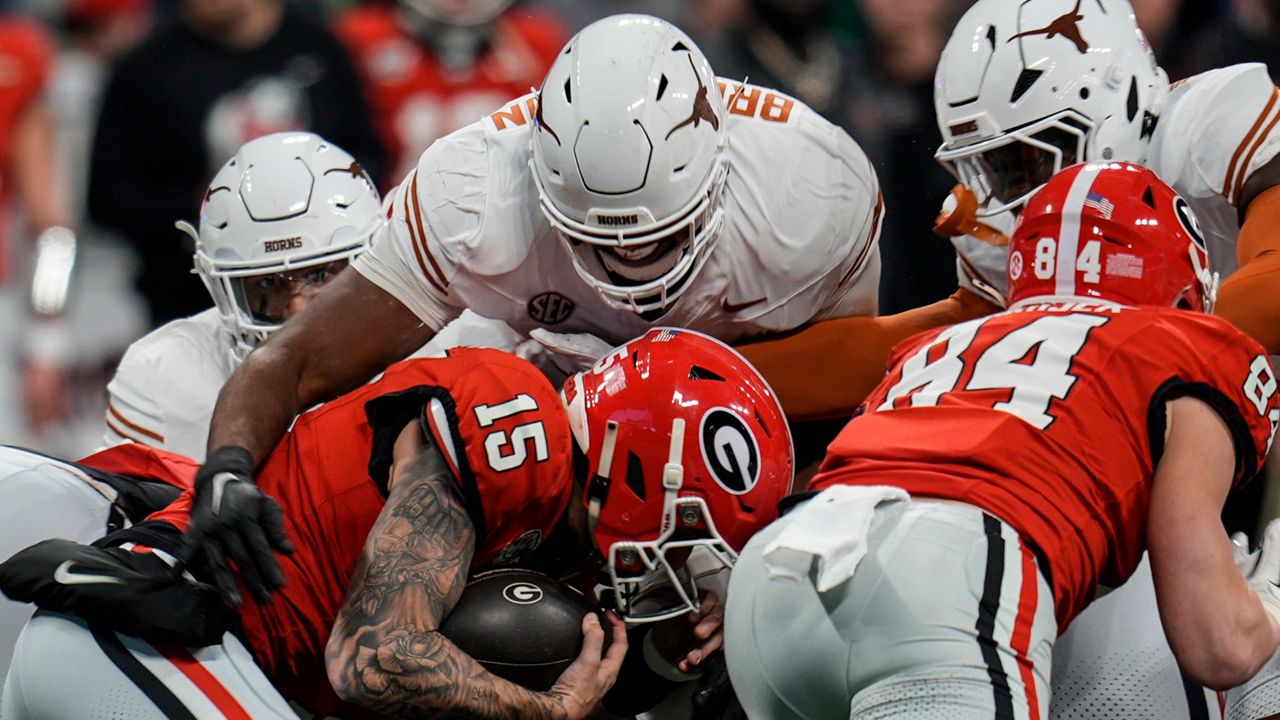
[934, 0, 1169, 214]
[184, 132, 384, 364]
[530, 15, 729, 315]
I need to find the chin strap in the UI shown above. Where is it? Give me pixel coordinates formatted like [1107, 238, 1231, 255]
[660, 418, 686, 534]
[934, 184, 1010, 247]
[663, 418, 685, 491]
[587, 420, 619, 537]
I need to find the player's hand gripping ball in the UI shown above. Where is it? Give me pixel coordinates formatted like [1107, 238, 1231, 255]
[440, 568, 609, 690]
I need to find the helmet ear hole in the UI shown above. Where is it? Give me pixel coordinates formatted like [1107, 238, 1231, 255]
[1141, 186, 1156, 208]
[752, 407, 773, 438]
[1010, 68, 1044, 104]
[688, 365, 726, 381]
[625, 452, 647, 500]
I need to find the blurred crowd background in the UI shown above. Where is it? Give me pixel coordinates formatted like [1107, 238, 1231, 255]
[0, 0, 1274, 460]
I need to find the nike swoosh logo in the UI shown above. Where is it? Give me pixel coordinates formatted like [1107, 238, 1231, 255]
[210, 472, 237, 516]
[721, 297, 767, 313]
[54, 561, 125, 586]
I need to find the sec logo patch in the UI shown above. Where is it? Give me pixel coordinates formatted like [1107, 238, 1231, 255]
[528, 292, 575, 324]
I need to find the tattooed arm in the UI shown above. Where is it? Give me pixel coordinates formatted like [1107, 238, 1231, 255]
[325, 422, 626, 720]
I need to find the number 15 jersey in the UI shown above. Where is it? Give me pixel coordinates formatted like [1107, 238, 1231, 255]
[143, 348, 573, 712]
[810, 301, 1279, 628]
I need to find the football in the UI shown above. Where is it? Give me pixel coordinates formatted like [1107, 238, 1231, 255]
[440, 568, 604, 691]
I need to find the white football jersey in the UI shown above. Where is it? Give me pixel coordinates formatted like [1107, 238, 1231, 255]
[103, 308, 234, 462]
[354, 80, 883, 345]
[103, 308, 525, 462]
[957, 63, 1280, 299]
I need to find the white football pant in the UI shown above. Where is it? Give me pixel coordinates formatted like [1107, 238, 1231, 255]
[3, 611, 296, 719]
[1051, 554, 1226, 720]
[0, 447, 116, 703]
[725, 497, 1055, 720]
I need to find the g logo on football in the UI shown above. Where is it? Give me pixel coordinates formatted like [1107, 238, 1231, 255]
[502, 582, 544, 605]
[699, 408, 760, 495]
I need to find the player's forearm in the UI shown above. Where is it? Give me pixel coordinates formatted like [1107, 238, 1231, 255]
[1152, 526, 1280, 688]
[738, 289, 998, 421]
[206, 270, 436, 462]
[327, 436, 566, 718]
[1148, 398, 1280, 688]
[206, 342, 306, 463]
[329, 628, 567, 720]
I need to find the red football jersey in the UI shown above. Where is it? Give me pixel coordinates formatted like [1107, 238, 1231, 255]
[133, 349, 574, 714]
[79, 443, 199, 491]
[810, 301, 1279, 629]
[333, 7, 565, 183]
[0, 18, 52, 279]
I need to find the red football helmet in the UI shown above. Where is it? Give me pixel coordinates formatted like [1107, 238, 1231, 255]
[560, 328, 793, 622]
[1007, 162, 1217, 312]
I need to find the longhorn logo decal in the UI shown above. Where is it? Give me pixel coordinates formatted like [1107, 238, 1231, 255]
[1007, 0, 1090, 54]
[666, 55, 720, 140]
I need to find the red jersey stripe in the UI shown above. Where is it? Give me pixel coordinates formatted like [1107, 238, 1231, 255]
[150, 643, 252, 720]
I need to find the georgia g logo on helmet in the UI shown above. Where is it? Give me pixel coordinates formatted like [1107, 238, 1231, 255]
[1173, 196, 1207, 252]
[699, 408, 760, 495]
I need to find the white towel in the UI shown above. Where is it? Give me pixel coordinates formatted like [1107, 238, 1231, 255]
[762, 484, 908, 591]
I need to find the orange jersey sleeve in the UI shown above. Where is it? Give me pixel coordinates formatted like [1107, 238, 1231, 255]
[737, 289, 999, 421]
[1216, 185, 1280, 353]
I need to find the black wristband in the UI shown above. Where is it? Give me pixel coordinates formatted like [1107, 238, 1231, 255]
[198, 446, 255, 488]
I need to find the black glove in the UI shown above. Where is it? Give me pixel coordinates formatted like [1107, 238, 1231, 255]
[0, 534, 236, 647]
[189, 446, 294, 606]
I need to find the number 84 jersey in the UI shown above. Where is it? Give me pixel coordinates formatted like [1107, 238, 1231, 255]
[810, 300, 1279, 628]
